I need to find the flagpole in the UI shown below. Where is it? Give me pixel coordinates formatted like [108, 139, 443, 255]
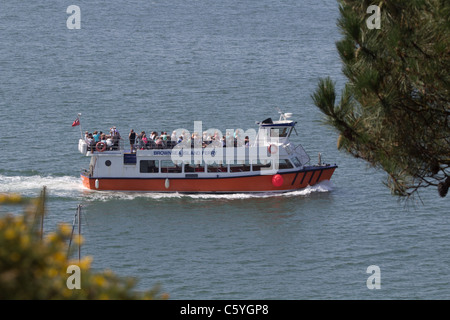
[78, 113, 83, 139]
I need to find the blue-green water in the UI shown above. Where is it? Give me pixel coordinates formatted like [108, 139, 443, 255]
[0, 1, 448, 299]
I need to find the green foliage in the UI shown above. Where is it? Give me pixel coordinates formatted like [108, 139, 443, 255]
[313, 0, 450, 197]
[0, 190, 168, 299]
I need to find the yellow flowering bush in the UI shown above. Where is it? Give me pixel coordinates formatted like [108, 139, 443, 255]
[0, 190, 167, 300]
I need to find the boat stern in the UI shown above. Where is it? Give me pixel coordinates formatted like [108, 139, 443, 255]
[81, 173, 95, 190]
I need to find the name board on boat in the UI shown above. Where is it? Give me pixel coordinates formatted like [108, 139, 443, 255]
[152, 149, 219, 157]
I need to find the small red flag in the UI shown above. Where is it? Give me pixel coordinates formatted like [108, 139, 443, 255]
[72, 118, 80, 127]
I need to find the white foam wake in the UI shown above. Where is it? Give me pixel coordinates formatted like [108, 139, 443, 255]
[82, 180, 335, 202]
[0, 174, 84, 198]
[0, 174, 334, 201]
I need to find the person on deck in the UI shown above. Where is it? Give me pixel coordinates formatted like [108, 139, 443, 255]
[155, 136, 164, 149]
[111, 126, 121, 150]
[86, 133, 95, 151]
[129, 129, 136, 153]
[141, 133, 149, 149]
[93, 131, 100, 143]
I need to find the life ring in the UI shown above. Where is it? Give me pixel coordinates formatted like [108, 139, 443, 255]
[96, 142, 106, 152]
[268, 144, 278, 154]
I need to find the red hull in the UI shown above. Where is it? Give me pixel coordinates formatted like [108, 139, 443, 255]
[81, 166, 337, 193]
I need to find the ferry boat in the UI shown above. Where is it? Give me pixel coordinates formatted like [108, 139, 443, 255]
[78, 112, 337, 193]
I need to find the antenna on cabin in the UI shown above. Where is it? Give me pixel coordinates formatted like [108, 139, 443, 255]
[276, 107, 282, 115]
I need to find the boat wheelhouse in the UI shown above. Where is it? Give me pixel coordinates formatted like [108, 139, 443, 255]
[78, 112, 337, 193]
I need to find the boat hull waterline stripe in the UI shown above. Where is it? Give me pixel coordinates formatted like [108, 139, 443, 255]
[82, 166, 337, 193]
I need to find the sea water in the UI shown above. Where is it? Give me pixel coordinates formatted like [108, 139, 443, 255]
[0, 0, 448, 299]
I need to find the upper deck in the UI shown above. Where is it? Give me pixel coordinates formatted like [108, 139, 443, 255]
[79, 112, 312, 178]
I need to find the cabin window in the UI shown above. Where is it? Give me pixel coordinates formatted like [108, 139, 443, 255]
[251, 160, 272, 171]
[105, 160, 111, 167]
[140, 160, 159, 173]
[194, 162, 205, 173]
[229, 164, 244, 173]
[206, 162, 227, 173]
[161, 160, 182, 173]
[278, 159, 294, 169]
[183, 160, 204, 173]
[270, 127, 291, 138]
[291, 157, 301, 167]
[242, 159, 251, 172]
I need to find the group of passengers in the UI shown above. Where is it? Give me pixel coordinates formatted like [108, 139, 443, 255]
[128, 129, 250, 153]
[85, 126, 250, 153]
[84, 126, 121, 151]
[128, 130, 178, 153]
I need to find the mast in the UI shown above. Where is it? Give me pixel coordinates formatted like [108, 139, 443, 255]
[77, 113, 83, 139]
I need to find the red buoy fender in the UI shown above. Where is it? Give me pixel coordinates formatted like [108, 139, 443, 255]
[272, 174, 283, 187]
[96, 142, 106, 152]
[268, 144, 278, 154]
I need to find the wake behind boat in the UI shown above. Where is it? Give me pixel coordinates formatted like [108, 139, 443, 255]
[77, 112, 337, 193]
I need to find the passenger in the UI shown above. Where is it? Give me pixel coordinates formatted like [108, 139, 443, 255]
[245, 136, 250, 147]
[86, 134, 95, 151]
[135, 131, 142, 149]
[100, 134, 107, 144]
[148, 138, 156, 149]
[106, 136, 113, 150]
[150, 131, 157, 140]
[171, 131, 177, 141]
[208, 134, 213, 145]
[129, 129, 136, 153]
[92, 131, 100, 143]
[111, 126, 121, 150]
[155, 136, 164, 149]
[99, 133, 112, 150]
[141, 134, 149, 149]
[177, 135, 183, 144]
[138, 131, 145, 145]
[165, 135, 173, 148]
[191, 132, 200, 148]
[225, 132, 232, 146]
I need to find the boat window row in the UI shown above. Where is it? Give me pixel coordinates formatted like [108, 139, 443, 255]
[138, 159, 296, 174]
